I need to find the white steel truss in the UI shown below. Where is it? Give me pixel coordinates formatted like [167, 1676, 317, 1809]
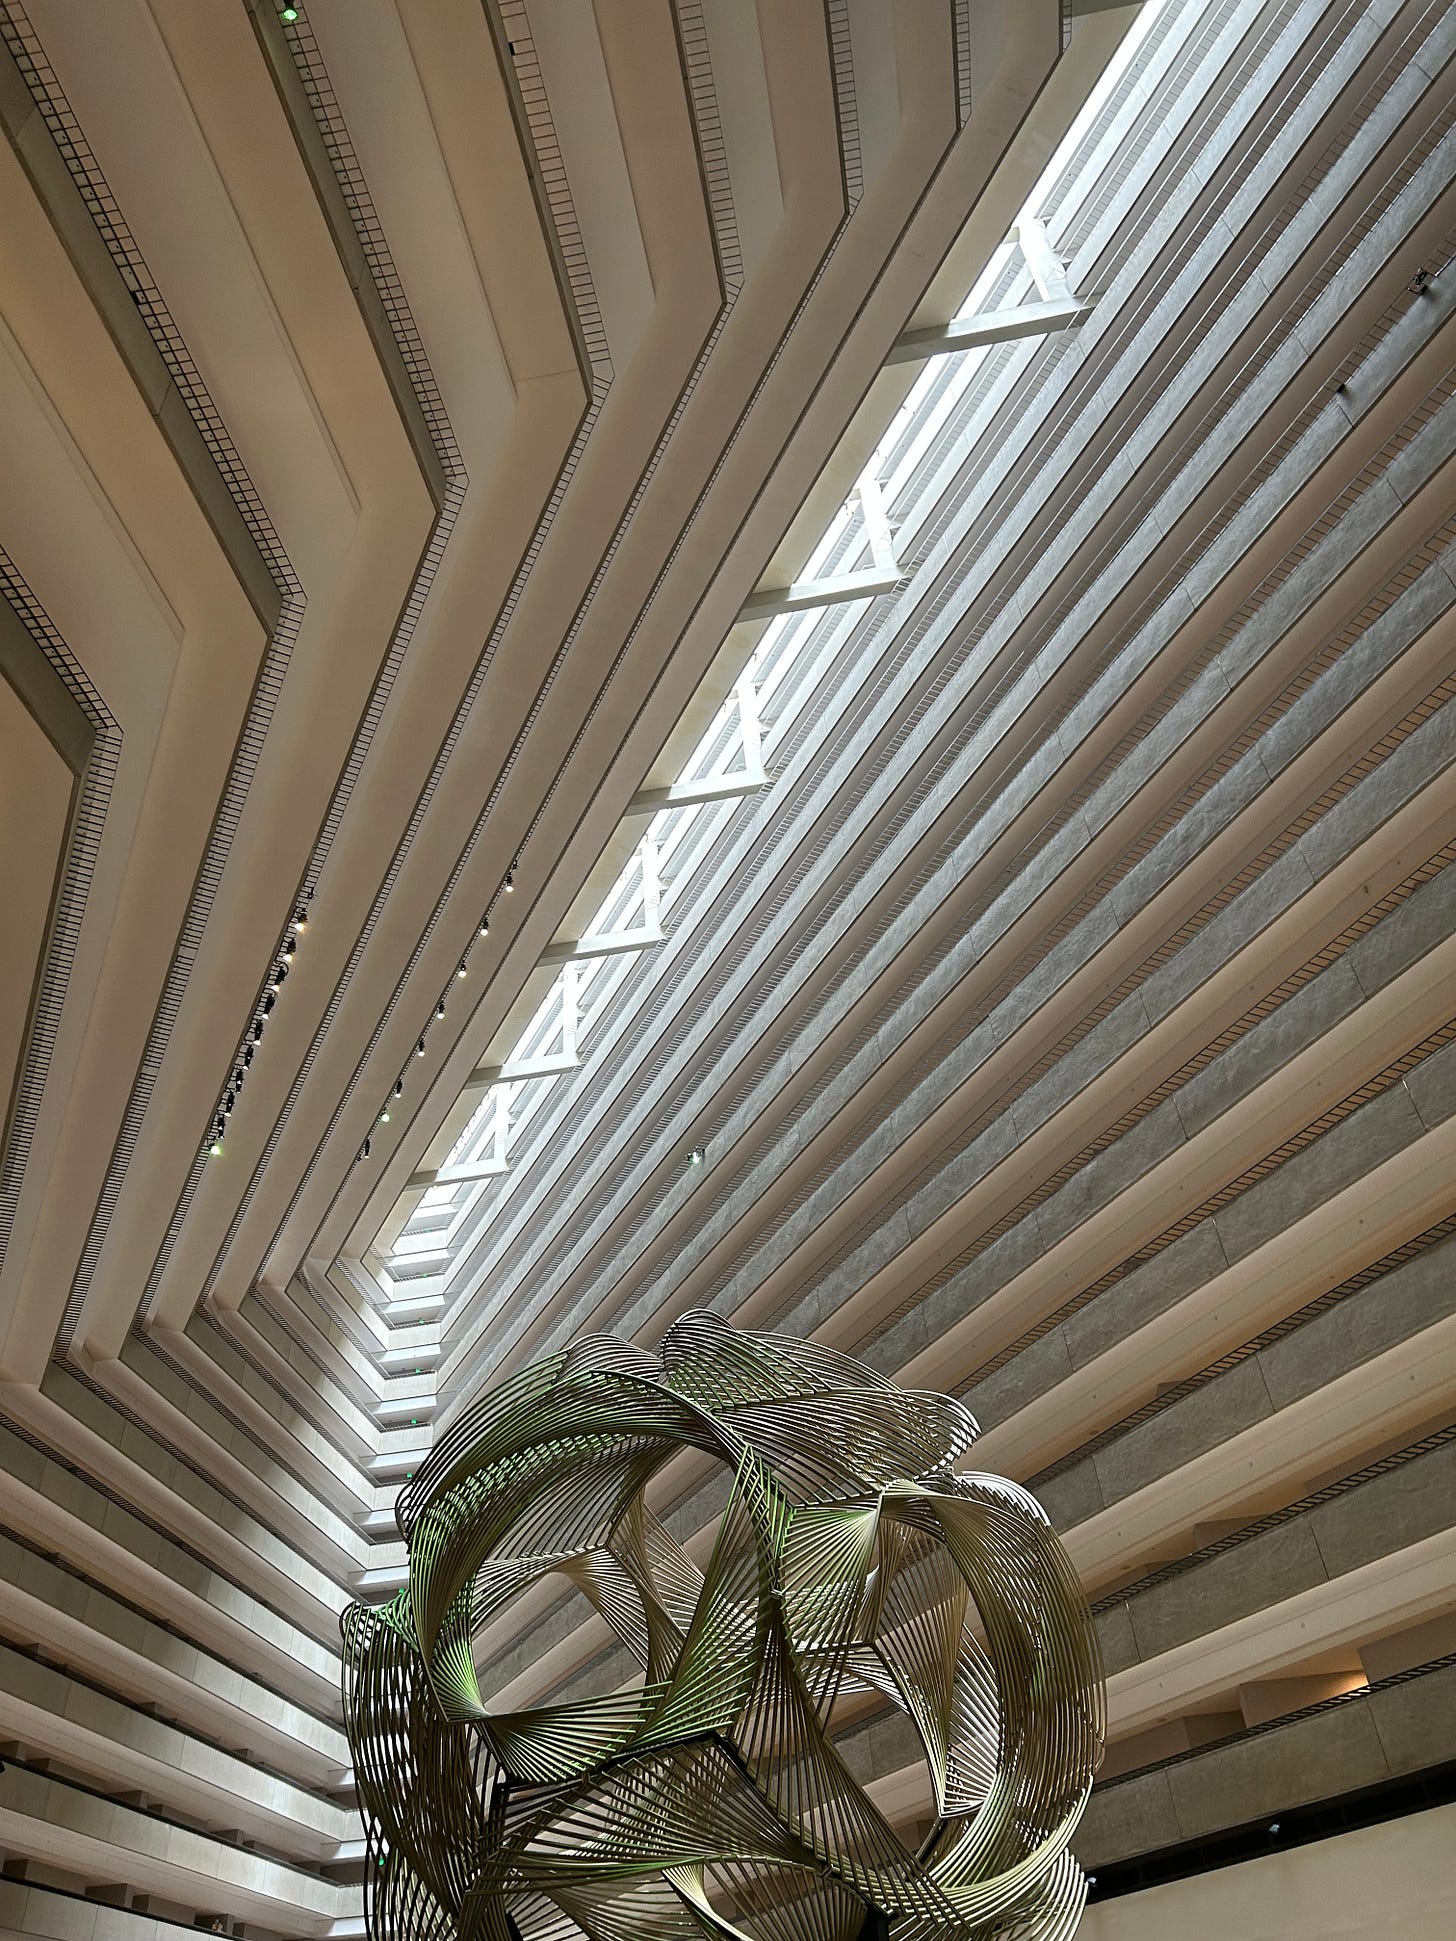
[738, 477, 905, 620]
[887, 218, 1092, 365]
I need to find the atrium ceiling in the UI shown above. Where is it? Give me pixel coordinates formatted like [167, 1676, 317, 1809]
[0, 1, 1454, 1936]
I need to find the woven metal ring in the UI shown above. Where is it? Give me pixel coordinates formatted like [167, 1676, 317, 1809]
[344, 1313, 1103, 1939]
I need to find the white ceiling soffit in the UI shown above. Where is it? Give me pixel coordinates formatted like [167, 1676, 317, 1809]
[6, 0, 1456, 1926]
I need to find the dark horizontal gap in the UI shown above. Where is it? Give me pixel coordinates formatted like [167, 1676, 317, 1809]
[1086, 1755, 1456, 1904]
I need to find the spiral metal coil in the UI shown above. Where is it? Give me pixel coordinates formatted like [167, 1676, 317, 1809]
[343, 1313, 1103, 1939]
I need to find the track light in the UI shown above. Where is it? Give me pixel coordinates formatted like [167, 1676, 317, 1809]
[269, 964, 287, 992]
[379, 1109, 391, 1124]
[225, 1091, 235, 1114]
[417, 1038, 426, 1058]
[395, 1077, 404, 1097]
[262, 993, 275, 1015]
[252, 1020, 264, 1042]
[504, 868, 515, 893]
[436, 998, 446, 1019]
[478, 914, 490, 936]
[283, 936, 296, 959]
[292, 907, 308, 934]
[457, 962, 468, 979]
[243, 1044, 254, 1066]
[362, 1138, 371, 1160]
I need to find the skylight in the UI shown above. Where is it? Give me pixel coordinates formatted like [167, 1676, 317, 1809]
[384, 0, 1181, 1293]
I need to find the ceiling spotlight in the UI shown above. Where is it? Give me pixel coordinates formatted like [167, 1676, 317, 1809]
[262, 993, 276, 1016]
[688, 1147, 705, 1166]
[457, 962, 468, 979]
[379, 1109, 391, 1124]
[269, 964, 287, 991]
[416, 1038, 427, 1058]
[1268, 1822, 1281, 1836]
[252, 1021, 264, 1042]
[394, 1077, 404, 1097]
[361, 1138, 371, 1160]
[243, 1044, 254, 1066]
[504, 868, 515, 893]
[292, 907, 308, 934]
[436, 998, 447, 1019]
[233, 1068, 245, 1088]
[283, 936, 296, 959]
[225, 1091, 236, 1114]
[210, 1139, 224, 1157]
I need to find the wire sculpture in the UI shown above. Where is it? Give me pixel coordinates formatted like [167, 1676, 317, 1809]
[343, 1313, 1103, 1940]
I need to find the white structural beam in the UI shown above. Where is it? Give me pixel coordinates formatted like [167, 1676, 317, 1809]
[886, 294, 1092, 365]
[540, 834, 665, 962]
[399, 842, 670, 1203]
[738, 564, 901, 621]
[628, 773, 763, 812]
[538, 928, 663, 964]
[406, 1088, 510, 1193]
[629, 676, 768, 814]
[1015, 215, 1075, 300]
[888, 216, 1091, 367]
[855, 473, 897, 575]
[738, 482, 906, 621]
[408, 1157, 506, 1190]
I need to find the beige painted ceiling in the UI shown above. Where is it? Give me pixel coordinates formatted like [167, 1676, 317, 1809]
[1, 1, 1455, 1936]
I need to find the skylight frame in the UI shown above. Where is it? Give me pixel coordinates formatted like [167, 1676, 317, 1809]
[380, 0, 1188, 1298]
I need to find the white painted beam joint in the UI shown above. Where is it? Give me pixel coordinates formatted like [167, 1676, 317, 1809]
[887, 294, 1093, 365]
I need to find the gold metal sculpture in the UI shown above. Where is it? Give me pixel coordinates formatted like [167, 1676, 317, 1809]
[343, 1313, 1103, 1939]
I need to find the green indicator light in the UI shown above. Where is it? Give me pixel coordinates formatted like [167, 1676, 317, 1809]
[281, 7, 300, 21]
[210, 1141, 223, 1157]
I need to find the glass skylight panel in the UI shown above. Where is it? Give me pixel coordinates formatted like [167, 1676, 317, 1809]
[386, 0, 1193, 1289]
